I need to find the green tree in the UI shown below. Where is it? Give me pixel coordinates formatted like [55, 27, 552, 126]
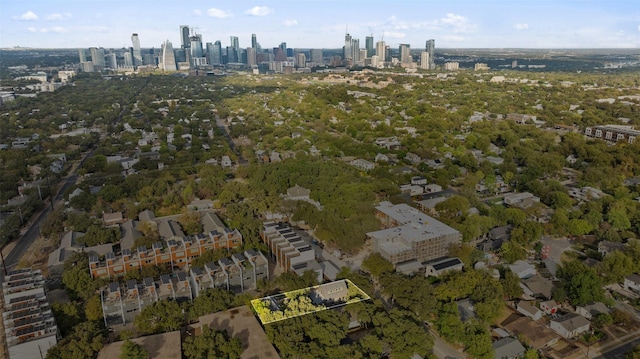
[45, 321, 105, 359]
[51, 302, 84, 337]
[120, 339, 148, 359]
[134, 300, 185, 334]
[499, 267, 523, 299]
[362, 253, 394, 278]
[557, 260, 605, 306]
[178, 211, 203, 235]
[188, 288, 236, 320]
[183, 326, 243, 359]
[62, 252, 102, 300]
[85, 295, 104, 322]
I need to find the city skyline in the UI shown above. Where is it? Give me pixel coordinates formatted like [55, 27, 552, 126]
[1, 0, 639, 49]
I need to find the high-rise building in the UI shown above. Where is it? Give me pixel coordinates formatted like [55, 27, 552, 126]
[310, 49, 323, 64]
[107, 52, 117, 69]
[211, 41, 222, 65]
[190, 34, 203, 64]
[123, 52, 133, 67]
[131, 33, 142, 66]
[295, 52, 306, 68]
[399, 44, 411, 64]
[279, 42, 287, 51]
[351, 38, 360, 65]
[376, 41, 386, 62]
[251, 33, 258, 49]
[230, 36, 240, 63]
[426, 39, 435, 69]
[343, 33, 352, 64]
[365, 36, 374, 58]
[246, 47, 257, 66]
[78, 48, 86, 62]
[420, 51, 430, 70]
[89, 47, 105, 71]
[161, 40, 177, 71]
[180, 25, 190, 48]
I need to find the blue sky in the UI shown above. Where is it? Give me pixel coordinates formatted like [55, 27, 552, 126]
[1, 0, 639, 49]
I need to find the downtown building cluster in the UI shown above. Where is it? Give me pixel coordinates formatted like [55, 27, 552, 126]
[77, 26, 437, 74]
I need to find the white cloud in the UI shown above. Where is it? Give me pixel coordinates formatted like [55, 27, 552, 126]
[40, 26, 68, 34]
[514, 23, 529, 30]
[14, 11, 39, 21]
[283, 19, 298, 27]
[382, 31, 406, 39]
[438, 13, 474, 33]
[27, 27, 37, 33]
[244, 6, 272, 16]
[46, 13, 72, 21]
[207, 8, 233, 18]
[443, 35, 465, 42]
[193, 9, 202, 16]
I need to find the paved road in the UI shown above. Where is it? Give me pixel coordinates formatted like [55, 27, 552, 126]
[3, 173, 78, 269]
[596, 336, 640, 359]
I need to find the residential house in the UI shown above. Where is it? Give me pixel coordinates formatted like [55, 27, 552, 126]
[504, 192, 540, 209]
[103, 212, 124, 226]
[375, 153, 389, 163]
[405, 152, 422, 165]
[623, 274, 640, 293]
[568, 187, 607, 202]
[549, 313, 590, 339]
[539, 300, 559, 315]
[521, 274, 554, 300]
[188, 198, 214, 211]
[47, 231, 86, 277]
[501, 316, 559, 349]
[457, 298, 477, 322]
[221, 156, 232, 168]
[516, 301, 543, 321]
[492, 337, 526, 359]
[576, 302, 610, 320]
[399, 184, 424, 196]
[508, 260, 537, 279]
[310, 279, 349, 305]
[597, 240, 625, 257]
[350, 158, 375, 171]
[424, 184, 443, 193]
[425, 257, 464, 277]
[411, 176, 427, 186]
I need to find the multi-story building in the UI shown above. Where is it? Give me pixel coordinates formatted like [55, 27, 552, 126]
[420, 51, 430, 70]
[426, 39, 435, 69]
[376, 41, 386, 62]
[261, 222, 323, 282]
[365, 36, 374, 57]
[100, 249, 268, 327]
[179, 25, 190, 49]
[89, 213, 242, 278]
[367, 201, 461, 265]
[444, 62, 459, 70]
[399, 44, 411, 64]
[1, 269, 58, 359]
[585, 125, 639, 144]
[131, 33, 142, 66]
[161, 40, 177, 71]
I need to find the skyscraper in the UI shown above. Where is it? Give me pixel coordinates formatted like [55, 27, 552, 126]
[399, 44, 411, 64]
[230, 36, 240, 63]
[365, 36, 374, 58]
[89, 47, 105, 71]
[251, 34, 258, 49]
[343, 33, 352, 64]
[295, 52, 306, 68]
[161, 40, 177, 71]
[78, 48, 86, 63]
[310, 49, 323, 64]
[426, 39, 435, 69]
[246, 47, 257, 66]
[351, 38, 360, 65]
[190, 34, 203, 63]
[131, 33, 142, 66]
[211, 41, 222, 65]
[180, 26, 190, 48]
[376, 41, 386, 62]
[420, 51, 430, 70]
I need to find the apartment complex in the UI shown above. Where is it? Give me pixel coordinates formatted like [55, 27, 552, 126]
[585, 125, 639, 144]
[1, 269, 58, 359]
[367, 201, 462, 265]
[261, 222, 323, 282]
[101, 249, 268, 327]
[89, 212, 242, 278]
